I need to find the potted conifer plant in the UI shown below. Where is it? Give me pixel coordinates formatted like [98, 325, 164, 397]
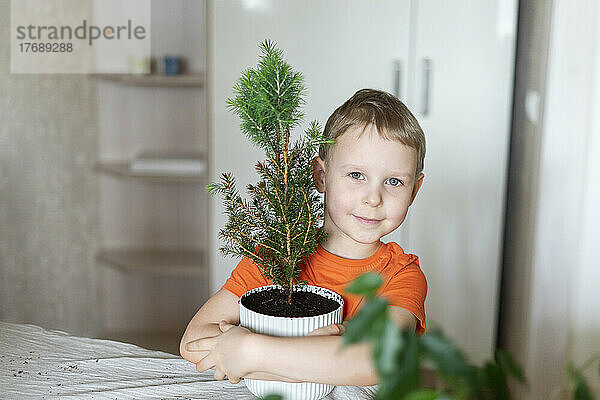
[207, 40, 343, 400]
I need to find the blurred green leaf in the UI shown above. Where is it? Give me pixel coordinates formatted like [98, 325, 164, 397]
[342, 272, 530, 400]
[261, 395, 283, 400]
[375, 319, 402, 376]
[482, 361, 508, 400]
[574, 381, 594, 400]
[568, 363, 594, 400]
[346, 272, 383, 298]
[421, 331, 471, 378]
[420, 331, 479, 397]
[344, 297, 388, 345]
[496, 350, 527, 386]
[380, 331, 420, 399]
[402, 389, 444, 400]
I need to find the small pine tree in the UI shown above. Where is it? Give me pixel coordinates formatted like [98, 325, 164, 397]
[207, 40, 333, 305]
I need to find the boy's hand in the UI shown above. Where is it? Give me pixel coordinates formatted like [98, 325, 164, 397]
[308, 322, 346, 336]
[185, 320, 252, 384]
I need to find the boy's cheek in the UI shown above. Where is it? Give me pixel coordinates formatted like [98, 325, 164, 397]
[327, 194, 353, 217]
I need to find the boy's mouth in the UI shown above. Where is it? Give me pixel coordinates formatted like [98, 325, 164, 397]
[353, 215, 382, 225]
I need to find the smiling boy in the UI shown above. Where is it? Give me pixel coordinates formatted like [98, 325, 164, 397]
[180, 89, 427, 386]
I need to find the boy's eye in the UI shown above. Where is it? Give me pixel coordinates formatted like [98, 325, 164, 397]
[348, 172, 363, 180]
[387, 177, 403, 187]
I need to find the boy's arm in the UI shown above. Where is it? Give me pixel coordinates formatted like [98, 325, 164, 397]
[389, 305, 417, 333]
[244, 334, 375, 385]
[179, 288, 303, 383]
[179, 288, 240, 363]
[245, 306, 416, 385]
[187, 306, 416, 386]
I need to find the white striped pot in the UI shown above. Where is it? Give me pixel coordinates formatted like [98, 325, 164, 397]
[239, 284, 344, 400]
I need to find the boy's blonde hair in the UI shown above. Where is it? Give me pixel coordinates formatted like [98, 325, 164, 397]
[319, 88, 426, 177]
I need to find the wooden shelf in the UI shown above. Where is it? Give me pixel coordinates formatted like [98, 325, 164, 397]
[93, 73, 204, 88]
[95, 162, 207, 183]
[97, 248, 206, 276]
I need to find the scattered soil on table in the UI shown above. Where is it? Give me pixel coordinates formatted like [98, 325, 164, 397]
[241, 288, 340, 317]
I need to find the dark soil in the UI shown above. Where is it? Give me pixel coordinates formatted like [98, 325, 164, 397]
[242, 287, 340, 317]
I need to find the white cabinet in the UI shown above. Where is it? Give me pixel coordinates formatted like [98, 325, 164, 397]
[209, 0, 517, 363]
[407, 0, 517, 363]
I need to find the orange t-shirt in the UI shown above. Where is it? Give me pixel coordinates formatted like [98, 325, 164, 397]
[222, 242, 427, 334]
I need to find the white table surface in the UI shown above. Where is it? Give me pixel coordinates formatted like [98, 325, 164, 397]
[0, 321, 376, 399]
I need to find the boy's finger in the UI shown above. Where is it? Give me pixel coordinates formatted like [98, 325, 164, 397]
[183, 350, 210, 364]
[307, 325, 334, 336]
[213, 367, 226, 380]
[219, 320, 235, 332]
[196, 355, 215, 373]
[229, 375, 242, 384]
[308, 324, 343, 336]
[186, 337, 213, 352]
[307, 327, 321, 336]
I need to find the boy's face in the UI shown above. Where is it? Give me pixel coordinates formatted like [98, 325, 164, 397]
[312, 124, 424, 259]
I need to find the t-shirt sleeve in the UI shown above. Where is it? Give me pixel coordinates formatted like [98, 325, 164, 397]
[381, 256, 428, 335]
[221, 256, 270, 298]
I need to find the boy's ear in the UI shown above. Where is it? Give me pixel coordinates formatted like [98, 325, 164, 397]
[409, 173, 424, 206]
[311, 156, 326, 193]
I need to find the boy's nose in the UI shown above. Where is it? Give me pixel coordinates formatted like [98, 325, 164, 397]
[362, 187, 383, 207]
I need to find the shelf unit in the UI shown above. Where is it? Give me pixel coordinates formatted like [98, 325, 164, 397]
[92, 73, 205, 88]
[95, 162, 207, 183]
[94, 75, 209, 352]
[90, 0, 209, 356]
[95, 92, 208, 273]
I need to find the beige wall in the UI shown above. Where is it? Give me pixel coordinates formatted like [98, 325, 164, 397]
[0, 0, 101, 337]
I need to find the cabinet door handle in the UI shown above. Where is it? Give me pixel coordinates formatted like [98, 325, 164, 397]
[421, 58, 432, 116]
[393, 59, 403, 100]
